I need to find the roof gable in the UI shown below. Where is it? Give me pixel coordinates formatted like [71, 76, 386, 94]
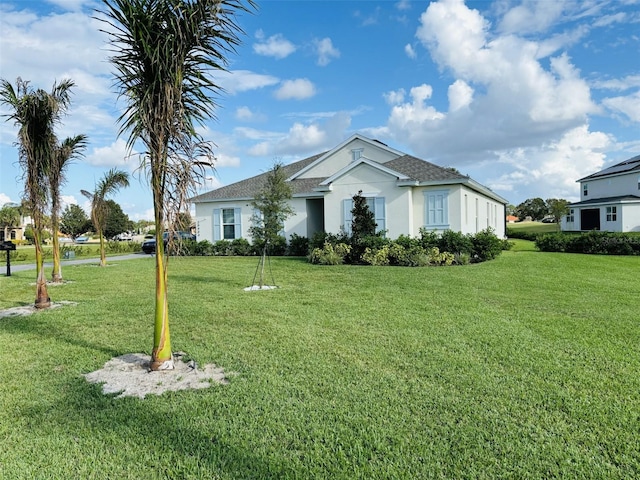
[288, 133, 405, 181]
[318, 157, 409, 187]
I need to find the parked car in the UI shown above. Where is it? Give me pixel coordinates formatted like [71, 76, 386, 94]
[114, 232, 133, 241]
[541, 216, 556, 223]
[141, 231, 196, 254]
[75, 236, 89, 243]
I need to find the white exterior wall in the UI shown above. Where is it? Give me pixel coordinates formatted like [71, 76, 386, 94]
[622, 203, 640, 232]
[298, 138, 399, 179]
[581, 172, 640, 201]
[283, 197, 309, 239]
[194, 201, 253, 243]
[413, 186, 505, 238]
[323, 165, 409, 237]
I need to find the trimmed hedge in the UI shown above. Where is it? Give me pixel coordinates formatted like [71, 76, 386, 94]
[535, 231, 640, 255]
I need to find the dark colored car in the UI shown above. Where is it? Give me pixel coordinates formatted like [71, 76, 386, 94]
[141, 231, 196, 254]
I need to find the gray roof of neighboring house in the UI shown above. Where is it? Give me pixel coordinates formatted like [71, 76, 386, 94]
[190, 150, 472, 203]
[568, 195, 640, 207]
[578, 154, 640, 181]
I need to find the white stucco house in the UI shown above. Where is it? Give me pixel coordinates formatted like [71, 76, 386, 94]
[190, 134, 508, 243]
[561, 154, 640, 232]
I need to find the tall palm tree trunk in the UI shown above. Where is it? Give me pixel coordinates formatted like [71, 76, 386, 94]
[32, 213, 50, 308]
[51, 214, 62, 282]
[150, 195, 173, 370]
[99, 232, 107, 267]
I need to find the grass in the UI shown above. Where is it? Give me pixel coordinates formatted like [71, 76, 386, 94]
[507, 220, 559, 235]
[0, 250, 639, 479]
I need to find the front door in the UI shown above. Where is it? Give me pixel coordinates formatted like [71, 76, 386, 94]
[581, 208, 600, 231]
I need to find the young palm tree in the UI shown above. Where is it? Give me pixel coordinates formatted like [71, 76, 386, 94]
[81, 168, 130, 267]
[0, 77, 74, 308]
[50, 135, 87, 282]
[98, 0, 255, 370]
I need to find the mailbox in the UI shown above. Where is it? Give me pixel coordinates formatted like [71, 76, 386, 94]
[0, 241, 17, 251]
[1, 241, 16, 276]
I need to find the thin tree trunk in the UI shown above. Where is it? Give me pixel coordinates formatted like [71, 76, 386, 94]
[259, 244, 266, 287]
[51, 225, 62, 282]
[33, 224, 51, 309]
[150, 231, 173, 370]
[99, 232, 106, 267]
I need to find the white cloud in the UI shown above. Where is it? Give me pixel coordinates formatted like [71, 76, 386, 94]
[404, 43, 417, 59]
[602, 91, 640, 122]
[274, 78, 317, 100]
[384, 88, 406, 106]
[85, 139, 133, 168]
[235, 106, 266, 122]
[213, 152, 241, 168]
[214, 70, 280, 95]
[485, 126, 611, 202]
[0, 193, 15, 207]
[447, 80, 473, 112]
[314, 37, 340, 66]
[498, 0, 566, 35]
[253, 30, 296, 59]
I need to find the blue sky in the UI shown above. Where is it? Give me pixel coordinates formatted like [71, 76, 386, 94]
[1, 0, 640, 221]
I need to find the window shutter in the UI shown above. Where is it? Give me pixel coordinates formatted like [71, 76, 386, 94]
[374, 197, 385, 234]
[343, 199, 353, 235]
[234, 208, 241, 239]
[213, 209, 221, 241]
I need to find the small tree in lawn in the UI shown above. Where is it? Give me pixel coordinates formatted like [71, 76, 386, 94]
[249, 161, 293, 287]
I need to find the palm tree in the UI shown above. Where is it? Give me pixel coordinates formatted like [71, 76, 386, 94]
[98, 0, 255, 370]
[81, 168, 130, 267]
[0, 78, 74, 308]
[50, 135, 87, 282]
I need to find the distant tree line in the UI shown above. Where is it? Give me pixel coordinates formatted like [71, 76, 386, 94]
[508, 197, 570, 222]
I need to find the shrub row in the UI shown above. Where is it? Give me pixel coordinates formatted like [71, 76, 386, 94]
[535, 231, 640, 255]
[309, 228, 510, 266]
[506, 227, 540, 241]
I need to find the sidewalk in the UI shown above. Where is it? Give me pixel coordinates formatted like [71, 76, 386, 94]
[3, 253, 151, 274]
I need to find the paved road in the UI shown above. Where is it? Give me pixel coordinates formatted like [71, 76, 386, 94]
[4, 253, 152, 274]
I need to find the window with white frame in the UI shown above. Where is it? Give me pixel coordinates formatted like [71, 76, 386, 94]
[606, 206, 617, 222]
[342, 196, 386, 236]
[213, 207, 241, 240]
[424, 190, 449, 229]
[583, 182, 588, 196]
[566, 208, 574, 223]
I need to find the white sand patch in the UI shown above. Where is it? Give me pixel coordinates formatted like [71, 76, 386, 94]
[0, 301, 77, 319]
[243, 285, 278, 291]
[84, 353, 228, 399]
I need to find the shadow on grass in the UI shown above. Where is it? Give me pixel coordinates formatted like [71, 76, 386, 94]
[0, 313, 123, 359]
[19, 377, 286, 478]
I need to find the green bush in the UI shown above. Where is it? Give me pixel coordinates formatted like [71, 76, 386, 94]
[309, 242, 351, 265]
[212, 240, 232, 256]
[536, 231, 640, 255]
[471, 228, 506, 262]
[361, 245, 390, 266]
[288, 233, 309, 256]
[230, 238, 253, 256]
[438, 229, 473, 255]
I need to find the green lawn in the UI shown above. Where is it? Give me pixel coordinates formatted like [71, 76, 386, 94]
[0, 250, 638, 479]
[507, 220, 559, 235]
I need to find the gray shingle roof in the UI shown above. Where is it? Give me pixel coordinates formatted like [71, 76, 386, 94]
[189, 152, 326, 202]
[384, 155, 468, 182]
[190, 150, 469, 203]
[569, 195, 640, 206]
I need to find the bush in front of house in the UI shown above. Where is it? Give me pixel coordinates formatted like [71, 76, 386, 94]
[536, 231, 640, 255]
[288, 233, 310, 256]
[309, 242, 351, 265]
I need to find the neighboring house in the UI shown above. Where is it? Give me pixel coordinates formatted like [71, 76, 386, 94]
[506, 215, 519, 223]
[561, 154, 640, 232]
[190, 134, 508, 243]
